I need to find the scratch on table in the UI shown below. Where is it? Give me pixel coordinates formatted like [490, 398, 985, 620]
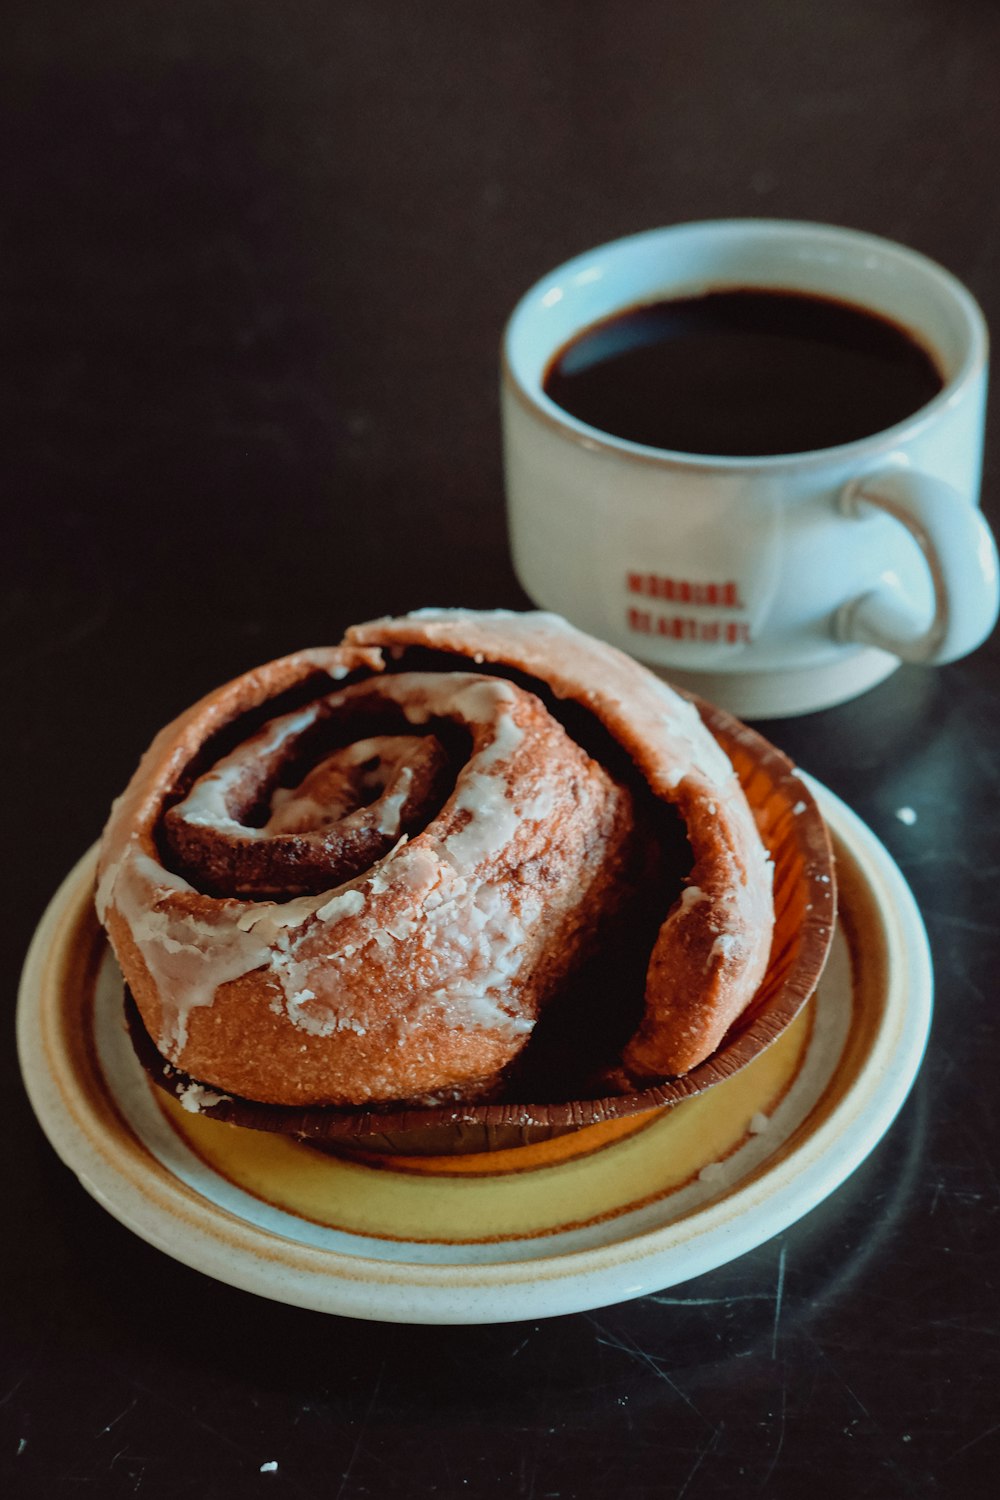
[110, 1446, 149, 1494]
[100, 1396, 139, 1434]
[963, 1126, 1000, 1203]
[583, 1314, 714, 1427]
[0, 1375, 27, 1409]
[771, 1243, 787, 1360]
[116, 1376, 318, 1500]
[945, 1420, 1000, 1462]
[110, 1447, 149, 1469]
[0, 1285, 74, 1414]
[518, 1441, 540, 1500]
[334, 1358, 386, 1500]
[649, 1293, 775, 1307]
[676, 1423, 724, 1500]
[759, 1384, 788, 1491]
[803, 1332, 871, 1418]
[928, 1318, 1000, 1336]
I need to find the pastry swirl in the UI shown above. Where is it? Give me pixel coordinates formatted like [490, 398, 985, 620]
[96, 611, 775, 1108]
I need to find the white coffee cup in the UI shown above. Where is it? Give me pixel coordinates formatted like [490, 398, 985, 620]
[501, 220, 998, 717]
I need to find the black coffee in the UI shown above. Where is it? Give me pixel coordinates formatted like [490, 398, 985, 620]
[542, 288, 944, 457]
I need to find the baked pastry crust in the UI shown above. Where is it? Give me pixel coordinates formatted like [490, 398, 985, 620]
[348, 611, 775, 1083]
[97, 611, 775, 1107]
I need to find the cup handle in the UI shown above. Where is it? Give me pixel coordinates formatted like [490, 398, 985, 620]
[834, 468, 1000, 664]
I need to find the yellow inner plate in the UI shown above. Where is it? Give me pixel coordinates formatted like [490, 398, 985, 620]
[159, 1002, 812, 1244]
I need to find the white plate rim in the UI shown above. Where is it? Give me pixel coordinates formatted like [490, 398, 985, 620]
[17, 778, 932, 1323]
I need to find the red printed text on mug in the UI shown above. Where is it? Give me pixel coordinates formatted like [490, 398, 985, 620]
[627, 572, 746, 609]
[627, 608, 753, 645]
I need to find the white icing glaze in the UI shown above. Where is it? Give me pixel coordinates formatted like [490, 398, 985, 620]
[114, 851, 309, 1057]
[173, 705, 322, 834]
[177, 1082, 230, 1113]
[295, 648, 359, 681]
[315, 888, 366, 923]
[444, 773, 519, 872]
[377, 671, 520, 733]
[234, 899, 320, 935]
[709, 931, 739, 963]
[282, 989, 369, 1037]
[404, 606, 539, 626]
[517, 785, 557, 823]
[376, 764, 413, 835]
[650, 686, 735, 790]
[94, 845, 126, 924]
[266, 792, 333, 831]
[267, 737, 425, 836]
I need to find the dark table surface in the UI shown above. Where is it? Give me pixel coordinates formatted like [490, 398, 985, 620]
[3, 2, 999, 1496]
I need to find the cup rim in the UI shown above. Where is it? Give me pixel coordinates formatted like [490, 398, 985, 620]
[501, 218, 989, 474]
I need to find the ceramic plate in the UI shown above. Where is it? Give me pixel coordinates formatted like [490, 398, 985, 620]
[17, 778, 931, 1324]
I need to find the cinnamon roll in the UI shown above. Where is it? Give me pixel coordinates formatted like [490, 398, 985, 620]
[96, 611, 775, 1108]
